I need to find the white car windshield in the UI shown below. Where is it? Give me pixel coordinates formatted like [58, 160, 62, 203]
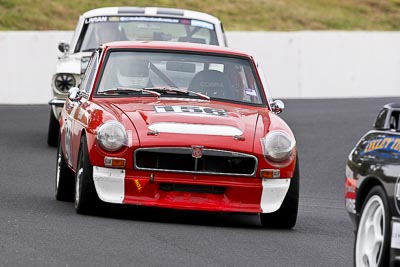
[77, 16, 219, 52]
[96, 51, 265, 105]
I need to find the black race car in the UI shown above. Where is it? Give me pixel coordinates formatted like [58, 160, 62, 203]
[346, 103, 400, 266]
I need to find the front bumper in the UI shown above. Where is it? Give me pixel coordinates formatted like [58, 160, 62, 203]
[49, 98, 66, 119]
[390, 217, 400, 266]
[345, 176, 357, 230]
[92, 166, 291, 214]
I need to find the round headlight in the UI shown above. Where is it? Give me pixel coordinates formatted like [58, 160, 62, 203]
[97, 121, 127, 151]
[55, 73, 76, 92]
[261, 131, 295, 162]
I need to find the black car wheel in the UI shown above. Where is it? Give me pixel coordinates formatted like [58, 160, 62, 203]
[47, 109, 60, 147]
[74, 136, 100, 214]
[354, 186, 390, 267]
[260, 154, 300, 229]
[55, 138, 74, 201]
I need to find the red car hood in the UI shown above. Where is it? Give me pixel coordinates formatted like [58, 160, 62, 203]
[107, 100, 267, 154]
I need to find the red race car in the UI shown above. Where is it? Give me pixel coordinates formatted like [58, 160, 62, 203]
[56, 41, 299, 228]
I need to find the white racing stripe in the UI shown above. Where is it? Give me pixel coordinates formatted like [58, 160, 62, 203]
[148, 122, 243, 136]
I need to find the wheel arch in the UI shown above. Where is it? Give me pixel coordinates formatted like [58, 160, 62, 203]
[356, 176, 387, 215]
[77, 128, 98, 167]
[72, 128, 88, 171]
[78, 128, 88, 152]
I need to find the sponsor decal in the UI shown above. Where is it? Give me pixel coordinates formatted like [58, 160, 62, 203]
[134, 179, 145, 192]
[191, 146, 203, 158]
[244, 88, 257, 97]
[179, 19, 191, 25]
[108, 17, 120, 22]
[86, 16, 178, 24]
[120, 16, 179, 23]
[362, 137, 400, 154]
[154, 105, 227, 116]
[84, 16, 108, 24]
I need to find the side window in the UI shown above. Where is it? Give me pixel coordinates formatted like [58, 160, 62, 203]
[373, 108, 388, 130]
[80, 52, 99, 94]
[390, 111, 400, 131]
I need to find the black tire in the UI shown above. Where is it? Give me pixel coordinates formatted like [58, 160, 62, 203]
[74, 136, 101, 214]
[260, 154, 300, 229]
[55, 138, 75, 202]
[47, 109, 60, 147]
[354, 186, 390, 267]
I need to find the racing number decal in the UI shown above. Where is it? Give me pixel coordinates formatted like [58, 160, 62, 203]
[65, 118, 72, 165]
[65, 102, 79, 166]
[154, 105, 227, 116]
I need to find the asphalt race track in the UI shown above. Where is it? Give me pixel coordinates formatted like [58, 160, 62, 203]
[1, 97, 400, 266]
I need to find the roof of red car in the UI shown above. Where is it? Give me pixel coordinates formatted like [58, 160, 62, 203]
[102, 41, 252, 58]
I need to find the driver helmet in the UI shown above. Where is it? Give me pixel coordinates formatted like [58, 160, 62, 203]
[116, 58, 150, 88]
[94, 22, 121, 45]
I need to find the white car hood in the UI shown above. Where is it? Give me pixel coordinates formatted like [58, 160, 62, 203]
[55, 51, 92, 75]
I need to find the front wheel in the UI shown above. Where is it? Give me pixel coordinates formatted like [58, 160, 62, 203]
[47, 109, 59, 147]
[74, 136, 101, 214]
[260, 154, 299, 229]
[354, 186, 390, 267]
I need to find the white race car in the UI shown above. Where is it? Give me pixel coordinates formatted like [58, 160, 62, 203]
[47, 6, 228, 146]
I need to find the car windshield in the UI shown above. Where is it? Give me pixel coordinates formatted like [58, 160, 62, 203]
[77, 16, 219, 52]
[96, 51, 265, 105]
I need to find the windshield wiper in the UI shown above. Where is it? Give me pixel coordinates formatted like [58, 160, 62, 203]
[98, 87, 209, 100]
[98, 87, 161, 97]
[144, 87, 210, 100]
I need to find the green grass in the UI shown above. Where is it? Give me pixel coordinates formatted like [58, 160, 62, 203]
[1, 0, 400, 30]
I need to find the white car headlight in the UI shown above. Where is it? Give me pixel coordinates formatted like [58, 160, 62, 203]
[261, 131, 295, 162]
[54, 73, 76, 93]
[97, 121, 127, 151]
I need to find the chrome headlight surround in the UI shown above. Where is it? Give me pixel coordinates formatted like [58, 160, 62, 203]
[261, 131, 295, 166]
[96, 121, 128, 152]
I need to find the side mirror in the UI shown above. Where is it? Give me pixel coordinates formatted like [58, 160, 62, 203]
[58, 41, 70, 53]
[270, 100, 285, 114]
[68, 87, 82, 102]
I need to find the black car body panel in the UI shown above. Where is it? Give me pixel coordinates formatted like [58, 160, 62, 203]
[346, 103, 400, 266]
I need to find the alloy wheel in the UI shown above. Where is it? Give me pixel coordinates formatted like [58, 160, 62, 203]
[355, 195, 385, 267]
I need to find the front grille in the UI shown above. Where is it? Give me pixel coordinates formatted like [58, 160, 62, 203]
[134, 147, 257, 176]
[160, 183, 226, 194]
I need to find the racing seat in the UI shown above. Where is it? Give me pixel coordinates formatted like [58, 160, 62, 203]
[188, 70, 225, 97]
[178, 37, 206, 44]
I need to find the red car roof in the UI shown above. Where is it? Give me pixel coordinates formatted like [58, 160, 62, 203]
[102, 41, 252, 58]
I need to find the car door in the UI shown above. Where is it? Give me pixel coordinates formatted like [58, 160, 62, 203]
[66, 50, 100, 170]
